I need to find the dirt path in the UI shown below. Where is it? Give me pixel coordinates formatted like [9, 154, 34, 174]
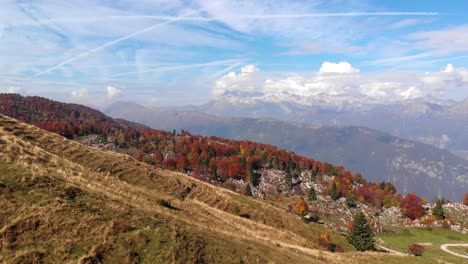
[375, 244, 408, 256]
[440, 244, 468, 259]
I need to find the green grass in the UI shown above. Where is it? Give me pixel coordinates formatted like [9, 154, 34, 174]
[228, 193, 260, 210]
[447, 246, 468, 256]
[377, 227, 468, 264]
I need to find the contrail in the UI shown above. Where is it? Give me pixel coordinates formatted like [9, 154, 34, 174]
[110, 59, 244, 77]
[209, 62, 245, 79]
[370, 53, 433, 65]
[15, 12, 438, 28]
[33, 11, 202, 77]
[241, 12, 439, 19]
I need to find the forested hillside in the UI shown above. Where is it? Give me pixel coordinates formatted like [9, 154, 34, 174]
[0, 94, 401, 209]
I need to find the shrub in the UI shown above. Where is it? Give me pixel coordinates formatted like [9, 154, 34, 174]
[408, 244, 425, 256]
[303, 214, 320, 223]
[239, 213, 251, 219]
[441, 220, 451, 229]
[318, 233, 331, 248]
[345, 197, 357, 208]
[157, 199, 178, 210]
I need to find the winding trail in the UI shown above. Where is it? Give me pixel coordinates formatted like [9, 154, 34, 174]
[440, 244, 468, 259]
[375, 244, 408, 256]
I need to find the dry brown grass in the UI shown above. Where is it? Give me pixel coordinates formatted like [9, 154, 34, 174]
[0, 114, 420, 263]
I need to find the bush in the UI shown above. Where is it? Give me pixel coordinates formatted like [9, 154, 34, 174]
[345, 197, 357, 208]
[157, 199, 178, 210]
[303, 214, 320, 223]
[318, 233, 331, 248]
[408, 244, 425, 256]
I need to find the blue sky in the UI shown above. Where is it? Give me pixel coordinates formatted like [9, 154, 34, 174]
[1, 0, 468, 106]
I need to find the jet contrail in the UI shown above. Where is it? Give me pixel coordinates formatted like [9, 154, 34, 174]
[241, 12, 439, 19]
[15, 12, 438, 28]
[33, 11, 202, 77]
[110, 59, 244, 77]
[208, 62, 245, 79]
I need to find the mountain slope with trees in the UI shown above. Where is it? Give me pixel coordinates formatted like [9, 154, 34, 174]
[0, 94, 405, 209]
[0, 111, 432, 263]
[104, 101, 468, 201]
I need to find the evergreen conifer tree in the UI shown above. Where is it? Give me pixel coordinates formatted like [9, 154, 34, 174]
[330, 182, 339, 201]
[347, 212, 375, 251]
[432, 199, 445, 219]
[245, 184, 253, 196]
[308, 187, 317, 201]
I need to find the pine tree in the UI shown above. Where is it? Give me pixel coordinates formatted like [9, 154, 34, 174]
[432, 200, 445, 219]
[244, 184, 253, 196]
[347, 212, 375, 251]
[330, 182, 339, 201]
[308, 187, 317, 201]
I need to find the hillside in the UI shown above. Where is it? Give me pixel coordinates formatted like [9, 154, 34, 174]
[0, 113, 427, 263]
[105, 101, 468, 201]
[0, 94, 405, 209]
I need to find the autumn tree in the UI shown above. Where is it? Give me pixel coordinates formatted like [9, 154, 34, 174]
[294, 197, 309, 216]
[400, 193, 425, 220]
[432, 199, 445, 219]
[346, 212, 375, 251]
[463, 193, 468, 206]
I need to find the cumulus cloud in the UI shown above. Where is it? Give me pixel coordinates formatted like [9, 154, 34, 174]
[319, 61, 360, 74]
[106, 86, 122, 99]
[213, 62, 468, 103]
[71, 88, 88, 99]
[213, 64, 262, 96]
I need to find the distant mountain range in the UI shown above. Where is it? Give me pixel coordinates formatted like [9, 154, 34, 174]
[105, 101, 468, 201]
[170, 95, 468, 160]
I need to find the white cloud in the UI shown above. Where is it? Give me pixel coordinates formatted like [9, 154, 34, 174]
[443, 64, 454, 73]
[71, 88, 88, 99]
[6, 86, 23, 93]
[106, 85, 123, 99]
[213, 64, 262, 96]
[319, 61, 360, 74]
[213, 62, 468, 103]
[390, 19, 421, 29]
[407, 25, 468, 55]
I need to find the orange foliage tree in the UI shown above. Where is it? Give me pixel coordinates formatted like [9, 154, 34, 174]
[463, 193, 468, 206]
[294, 197, 309, 216]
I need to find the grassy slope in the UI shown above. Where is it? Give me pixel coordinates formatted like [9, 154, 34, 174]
[377, 227, 468, 264]
[0, 114, 426, 263]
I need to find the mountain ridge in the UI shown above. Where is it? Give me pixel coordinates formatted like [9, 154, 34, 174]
[105, 101, 468, 201]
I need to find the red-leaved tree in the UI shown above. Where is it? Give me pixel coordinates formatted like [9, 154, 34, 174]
[463, 193, 468, 206]
[400, 193, 425, 220]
